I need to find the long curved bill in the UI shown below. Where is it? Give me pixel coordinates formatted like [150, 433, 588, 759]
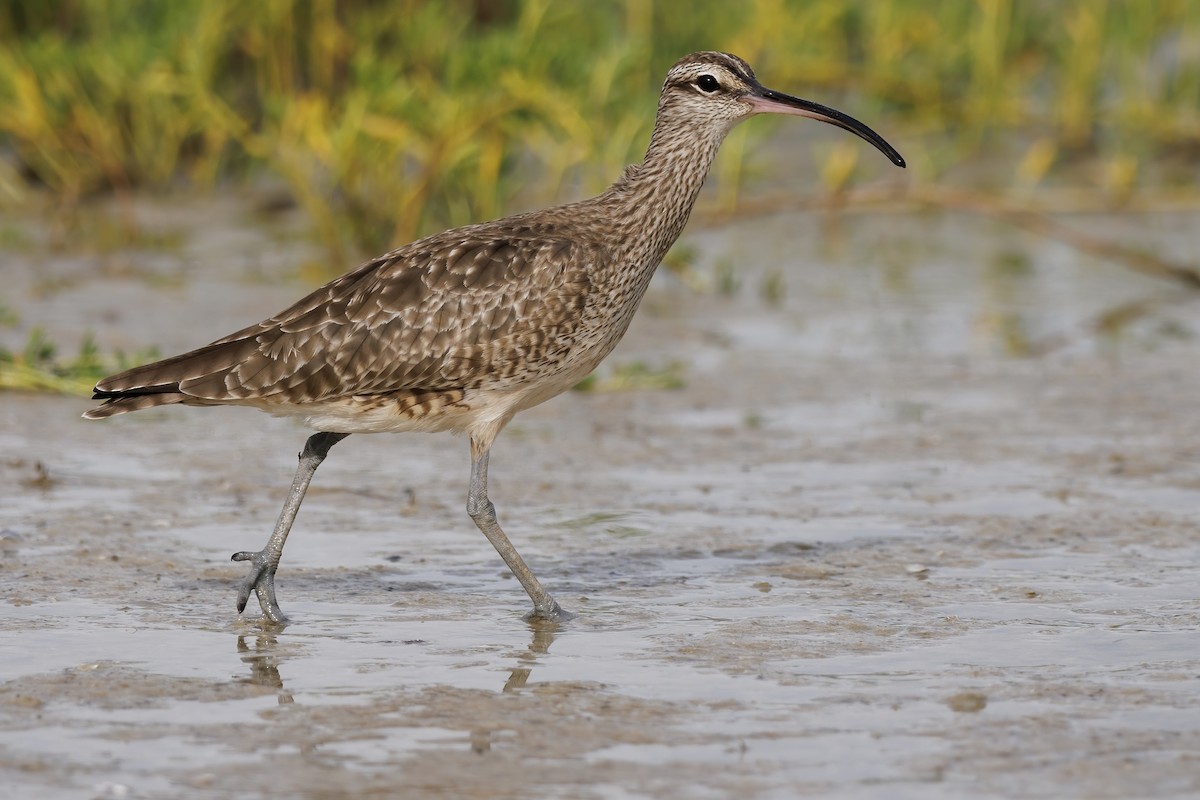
[746, 86, 906, 168]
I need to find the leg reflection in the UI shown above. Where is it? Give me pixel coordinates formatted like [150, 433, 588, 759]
[502, 616, 561, 693]
[236, 634, 294, 704]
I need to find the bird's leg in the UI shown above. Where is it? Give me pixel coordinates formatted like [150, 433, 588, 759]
[467, 446, 571, 620]
[232, 431, 349, 624]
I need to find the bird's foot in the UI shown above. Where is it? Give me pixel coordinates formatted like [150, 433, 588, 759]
[231, 549, 289, 626]
[524, 600, 575, 623]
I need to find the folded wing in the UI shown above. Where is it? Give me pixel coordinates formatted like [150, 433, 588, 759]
[86, 226, 597, 418]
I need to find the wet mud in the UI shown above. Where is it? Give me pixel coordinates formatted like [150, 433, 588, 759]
[2, 193, 1200, 798]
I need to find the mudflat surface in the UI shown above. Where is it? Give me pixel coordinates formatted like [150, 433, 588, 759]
[2, 194, 1199, 799]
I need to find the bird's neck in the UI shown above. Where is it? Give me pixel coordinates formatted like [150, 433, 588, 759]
[596, 115, 731, 269]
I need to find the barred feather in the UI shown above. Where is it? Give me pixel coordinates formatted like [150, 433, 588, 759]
[85, 52, 871, 446]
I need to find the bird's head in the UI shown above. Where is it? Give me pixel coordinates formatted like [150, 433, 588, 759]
[660, 51, 905, 168]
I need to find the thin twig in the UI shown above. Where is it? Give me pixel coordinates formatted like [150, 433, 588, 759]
[911, 185, 1200, 290]
[698, 183, 1200, 292]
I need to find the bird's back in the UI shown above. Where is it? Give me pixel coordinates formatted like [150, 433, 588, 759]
[85, 212, 607, 424]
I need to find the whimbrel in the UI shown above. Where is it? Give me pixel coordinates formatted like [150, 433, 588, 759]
[85, 52, 905, 623]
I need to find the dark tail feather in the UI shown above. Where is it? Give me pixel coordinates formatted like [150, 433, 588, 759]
[83, 392, 189, 419]
[93, 337, 256, 395]
[82, 335, 261, 420]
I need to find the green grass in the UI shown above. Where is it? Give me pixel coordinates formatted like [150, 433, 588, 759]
[572, 360, 687, 393]
[1, 0, 1197, 259]
[0, 328, 158, 395]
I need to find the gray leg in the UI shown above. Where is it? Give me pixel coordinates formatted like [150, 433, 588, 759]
[232, 431, 348, 624]
[467, 449, 571, 620]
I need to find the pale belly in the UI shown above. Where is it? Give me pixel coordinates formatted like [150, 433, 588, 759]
[247, 348, 599, 448]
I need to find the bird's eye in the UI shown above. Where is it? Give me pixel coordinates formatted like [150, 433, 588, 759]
[696, 74, 720, 93]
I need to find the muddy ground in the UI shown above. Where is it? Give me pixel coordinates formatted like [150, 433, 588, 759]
[2, 191, 1199, 799]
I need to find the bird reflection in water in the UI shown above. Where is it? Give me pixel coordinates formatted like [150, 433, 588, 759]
[231, 615, 563, 703]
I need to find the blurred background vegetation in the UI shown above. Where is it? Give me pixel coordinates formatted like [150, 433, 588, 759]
[2, 0, 1199, 391]
[3, 0, 1199, 253]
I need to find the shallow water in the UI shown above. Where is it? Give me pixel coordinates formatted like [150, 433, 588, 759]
[2, 192, 1200, 798]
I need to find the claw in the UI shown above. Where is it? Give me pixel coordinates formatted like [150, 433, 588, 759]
[231, 550, 289, 625]
[524, 602, 576, 623]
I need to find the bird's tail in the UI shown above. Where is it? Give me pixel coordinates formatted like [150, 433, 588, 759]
[82, 336, 259, 420]
[83, 391, 189, 419]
